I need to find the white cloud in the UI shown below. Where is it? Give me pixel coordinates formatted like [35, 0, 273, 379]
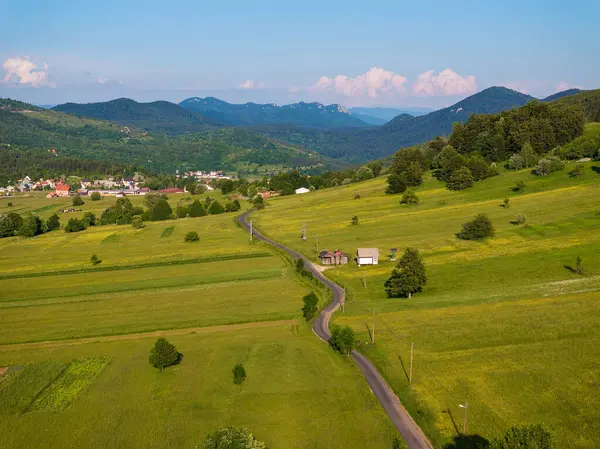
[555, 81, 584, 92]
[1, 56, 55, 87]
[97, 76, 108, 85]
[310, 66, 408, 98]
[412, 69, 476, 96]
[239, 79, 265, 89]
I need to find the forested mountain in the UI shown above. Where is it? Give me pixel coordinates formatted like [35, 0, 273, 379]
[553, 89, 600, 122]
[1, 100, 338, 175]
[52, 98, 218, 134]
[349, 106, 432, 120]
[344, 112, 387, 125]
[179, 97, 370, 128]
[542, 89, 583, 102]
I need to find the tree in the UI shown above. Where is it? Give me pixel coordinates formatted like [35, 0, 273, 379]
[188, 200, 206, 217]
[91, 254, 101, 265]
[489, 424, 554, 449]
[329, 326, 356, 355]
[351, 215, 359, 225]
[400, 190, 419, 205]
[83, 211, 96, 227]
[436, 145, 467, 181]
[0, 212, 23, 238]
[132, 217, 145, 229]
[150, 199, 173, 221]
[575, 256, 584, 274]
[385, 248, 427, 298]
[446, 167, 474, 191]
[45, 213, 60, 231]
[457, 214, 495, 240]
[513, 180, 526, 192]
[367, 161, 383, 177]
[535, 156, 565, 176]
[202, 426, 267, 449]
[570, 163, 585, 177]
[90, 192, 102, 201]
[386, 173, 408, 194]
[184, 231, 199, 242]
[220, 179, 235, 194]
[302, 292, 318, 321]
[404, 161, 424, 186]
[508, 153, 525, 170]
[149, 337, 182, 372]
[520, 142, 537, 168]
[467, 155, 493, 180]
[232, 363, 247, 385]
[175, 205, 188, 218]
[208, 200, 225, 215]
[72, 196, 84, 206]
[355, 166, 375, 181]
[144, 192, 169, 208]
[18, 214, 44, 237]
[64, 217, 86, 233]
[225, 201, 241, 212]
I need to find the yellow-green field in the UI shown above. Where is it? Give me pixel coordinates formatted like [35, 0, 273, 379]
[253, 160, 600, 448]
[0, 205, 398, 448]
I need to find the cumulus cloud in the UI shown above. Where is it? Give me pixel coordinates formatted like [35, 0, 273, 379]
[310, 66, 408, 98]
[1, 56, 55, 87]
[239, 79, 265, 89]
[412, 69, 476, 96]
[555, 81, 584, 92]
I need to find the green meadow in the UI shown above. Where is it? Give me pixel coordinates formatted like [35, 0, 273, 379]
[253, 157, 600, 448]
[0, 206, 397, 448]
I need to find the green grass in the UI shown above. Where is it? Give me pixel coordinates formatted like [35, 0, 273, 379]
[160, 225, 175, 238]
[583, 122, 600, 137]
[252, 159, 600, 448]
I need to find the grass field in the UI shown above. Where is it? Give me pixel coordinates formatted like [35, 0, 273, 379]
[252, 156, 600, 448]
[0, 206, 398, 448]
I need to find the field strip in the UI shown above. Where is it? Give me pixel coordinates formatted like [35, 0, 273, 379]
[0, 320, 295, 351]
[0, 252, 272, 280]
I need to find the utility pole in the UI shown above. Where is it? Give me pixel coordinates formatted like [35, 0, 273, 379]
[409, 342, 414, 385]
[363, 272, 367, 290]
[341, 287, 345, 312]
[459, 401, 469, 435]
[249, 221, 253, 242]
[371, 309, 375, 344]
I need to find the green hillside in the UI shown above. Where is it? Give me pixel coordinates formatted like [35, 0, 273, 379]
[251, 154, 600, 448]
[555, 89, 600, 122]
[0, 100, 338, 175]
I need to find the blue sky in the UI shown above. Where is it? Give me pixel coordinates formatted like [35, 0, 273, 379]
[0, 0, 597, 107]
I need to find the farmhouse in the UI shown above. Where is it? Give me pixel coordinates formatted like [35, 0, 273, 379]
[295, 187, 310, 194]
[356, 248, 379, 266]
[54, 183, 70, 197]
[319, 250, 349, 265]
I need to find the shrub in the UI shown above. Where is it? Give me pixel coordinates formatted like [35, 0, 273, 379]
[208, 200, 225, 215]
[329, 326, 356, 355]
[149, 338, 182, 372]
[202, 426, 266, 449]
[132, 217, 145, 229]
[386, 173, 408, 194]
[72, 196, 84, 206]
[503, 198, 510, 208]
[302, 292, 318, 321]
[64, 217, 86, 233]
[232, 363, 246, 385]
[513, 213, 528, 225]
[90, 192, 102, 201]
[575, 256, 584, 274]
[188, 200, 206, 217]
[385, 248, 427, 298]
[400, 190, 419, 205]
[254, 202, 265, 210]
[513, 180, 526, 192]
[83, 212, 96, 227]
[252, 194, 264, 205]
[508, 153, 525, 170]
[536, 156, 565, 176]
[7, 202, 12, 207]
[354, 194, 361, 199]
[46, 213, 60, 231]
[488, 424, 554, 449]
[176, 205, 188, 218]
[150, 199, 173, 221]
[351, 215, 359, 225]
[91, 254, 101, 265]
[446, 167, 474, 191]
[570, 163, 585, 177]
[457, 214, 494, 240]
[184, 231, 199, 242]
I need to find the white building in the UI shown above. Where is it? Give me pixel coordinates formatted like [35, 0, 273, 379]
[356, 248, 379, 266]
[295, 187, 310, 194]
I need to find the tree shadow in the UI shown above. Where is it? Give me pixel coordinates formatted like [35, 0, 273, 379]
[397, 355, 410, 383]
[591, 166, 600, 174]
[365, 323, 373, 343]
[443, 434, 490, 449]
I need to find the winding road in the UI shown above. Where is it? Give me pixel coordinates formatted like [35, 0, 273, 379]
[238, 211, 434, 449]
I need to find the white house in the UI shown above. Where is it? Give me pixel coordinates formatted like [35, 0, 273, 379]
[295, 187, 310, 194]
[357, 248, 379, 266]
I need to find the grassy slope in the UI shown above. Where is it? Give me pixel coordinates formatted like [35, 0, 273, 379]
[252, 157, 600, 448]
[0, 202, 397, 447]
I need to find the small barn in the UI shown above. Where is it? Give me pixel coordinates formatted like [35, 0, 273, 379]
[319, 250, 349, 265]
[356, 248, 379, 266]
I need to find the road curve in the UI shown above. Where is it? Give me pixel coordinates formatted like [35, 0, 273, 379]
[238, 210, 434, 449]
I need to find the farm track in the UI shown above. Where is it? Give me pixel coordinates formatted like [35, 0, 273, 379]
[238, 210, 434, 449]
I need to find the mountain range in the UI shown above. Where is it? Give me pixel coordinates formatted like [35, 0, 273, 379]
[348, 106, 432, 125]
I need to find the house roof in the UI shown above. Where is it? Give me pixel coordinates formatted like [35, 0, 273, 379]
[357, 248, 379, 258]
[55, 184, 69, 191]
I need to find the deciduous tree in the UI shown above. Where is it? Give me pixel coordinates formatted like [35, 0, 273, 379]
[149, 338, 182, 372]
[385, 248, 427, 298]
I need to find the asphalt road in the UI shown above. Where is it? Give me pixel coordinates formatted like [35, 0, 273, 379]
[238, 211, 435, 449]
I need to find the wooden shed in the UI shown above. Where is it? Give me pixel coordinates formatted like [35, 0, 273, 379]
[319, 250, 349, 265]
[356, 248, 379, 266]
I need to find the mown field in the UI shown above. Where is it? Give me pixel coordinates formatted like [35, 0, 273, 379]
[0, 206, 398, 448]
[252, 158, 600, 448]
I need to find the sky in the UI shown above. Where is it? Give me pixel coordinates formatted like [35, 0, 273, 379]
[0, 0, 598, 108]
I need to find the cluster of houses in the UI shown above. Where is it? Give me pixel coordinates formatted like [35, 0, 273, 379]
[318, 248, 379, 266]
[182, 170, 233, 181]
[44, 176, 151, 198]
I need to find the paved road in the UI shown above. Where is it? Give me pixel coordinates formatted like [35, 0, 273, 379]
[238, 211, 434, 449]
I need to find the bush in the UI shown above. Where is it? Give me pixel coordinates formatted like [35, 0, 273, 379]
[385, 248, 427, 298]
[351, 215, 359, 225]
[208, 200, 225, 215]
[446, 167, 474, 191]
[150, 199, 173, 221]
[329, 326, 356, 355]
[535, 156, 565, 176]
[400, 190, 419, 205]
[252, 194, 264, 205]
[132, 217, 145, 229]
[503, 198, 510, 208]
[489, 424, 554, 449]
[254, 202, 265, 210]
[188, 200, 206, 217]
[386, 173, 408, 194]
[83, 212, 96, 227]
[176, 205, 188, 218]
[90, 192, 102, 201]
[64, 217, 86, 233]
[184, 231, 199, 242]
[149, 337, 182, 372]
[302, 292, 318, 321]
[513, 213, 528, 225]
[7, 202, 12, 207]
[46, 213, 60, 231]
[232, 363, 246, 385]
[355, 166, 374, 181]
[457, 214, 494, 240]
[508, 153, 525, 170]
[72, 196, 84, 206]
[570, 163, 585, 177]
[513, 180, 526, 192]
[202, 426, 266, 449]
[91, 254, 101, 265]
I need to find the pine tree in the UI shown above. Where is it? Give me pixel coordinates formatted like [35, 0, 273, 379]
[385, 248, 427, 298]
[188, 200, 206, 217]
[149, 337, 181, 372]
